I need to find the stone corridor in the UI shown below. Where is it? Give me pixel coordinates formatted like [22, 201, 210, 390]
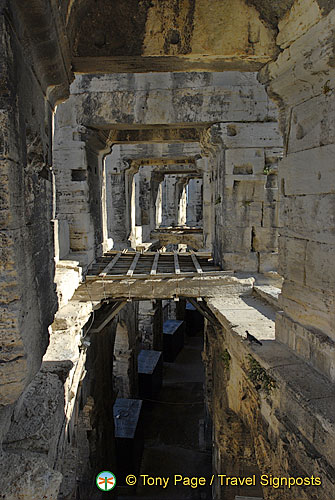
[0, 1, 335, 499]
[123, 333, 212, 500]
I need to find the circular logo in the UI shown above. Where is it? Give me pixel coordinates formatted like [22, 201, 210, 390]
[96, 471, 116, 491]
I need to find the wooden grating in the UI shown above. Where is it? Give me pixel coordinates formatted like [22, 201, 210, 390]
[87, 250, 224, 280]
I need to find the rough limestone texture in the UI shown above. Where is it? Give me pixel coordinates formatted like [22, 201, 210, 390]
[4, 372, 64, 465]
[0, 452, 62, 500]
[54, 72, 278, 257]
[0, 8, 57, 435]
[202, 121, 283, 272]
[260, 7, 335, 381]
[206, 292, 335, 500]
[2, 2, 335, 498]
[186, 178, 203, 226]
[59, 72, 277, 128]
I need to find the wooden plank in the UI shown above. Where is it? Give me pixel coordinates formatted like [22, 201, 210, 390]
[190, 251, 203, 274]
[86, 270, 233, 281]
[150, 252, 160, 275]
[188, 298, 221, 327]
[99, 251, 122, 277]
[127, 252, 141, 276]
[90, 301, 127, 333]
[173, 251, 181, 274]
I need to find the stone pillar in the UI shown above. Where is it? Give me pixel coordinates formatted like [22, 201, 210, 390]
[202, 122, 282, 270]
[150, 172, 164, 231]
[138, 300, 163, 350]
[161, 175, 178, 226]
[260, 7, 335, 382]
[219, 121, 282, 272]
[138, 166, 153, 241]
[53, 124, 99, 267]
[186, 178, 203, 227]
[113, 304, 139, 399]
[104, 152, 130, 249]
[175, 177, 188, 226]
[199, 157, 213, 250]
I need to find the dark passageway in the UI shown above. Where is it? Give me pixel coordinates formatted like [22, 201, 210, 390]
[121, 328, 212, 500]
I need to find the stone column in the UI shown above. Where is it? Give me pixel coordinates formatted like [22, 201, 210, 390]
[138, 166, 153, 241]
[138, 300, 163, 350]
[219, 121, 282, 272]
[186, 178, 203, 227]
[53, 124, 97, 267]
[175, 177, 188, 226]
[105, 152, 130, 249]
[202, 121, 282, 270]
[161, 175, 178, 226]
[260, 7, 335, 382]
[150, 172, 164, 231]
[198, 157, 213, 250]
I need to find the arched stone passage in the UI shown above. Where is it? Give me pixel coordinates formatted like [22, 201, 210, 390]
[1, 3, 335, 498]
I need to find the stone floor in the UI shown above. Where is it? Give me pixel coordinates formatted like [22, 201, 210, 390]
[120, 333, 212, 500]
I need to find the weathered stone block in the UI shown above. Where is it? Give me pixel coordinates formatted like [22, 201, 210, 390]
[230, 180, 267, 202]
[221, 227, 252, 253]
[264, 147, 283, 165]
[262, 11, 335, 108]
[288, 93, 335, 154]
[252, 227, 278, 252]
[305, 240, 335, 292]
[276, 311, 335, 382]
[4, 372, 64, 465]
[278, 366, 335, 468]
[222, 252, 259, 272]
[278, 236, 307, 284]
[222, 200, 263, 228]
[277, 0, 322, 49]
[225, 148, 265, 175]
[66, 72, 276, 127]
[279, 145, 335, 196]
[0, 452, 62, 500]
[280, 193, 335, 245]
[279, 279, 335, 341]
[259, 252, 278, 273]
[262, 202, 279, 228]
[218, 122, 283, 149]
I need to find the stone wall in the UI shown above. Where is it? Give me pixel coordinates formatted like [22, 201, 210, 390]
[260, 3, 335, 382]
[205, 290, 335, 500]
[205, 123, 283, 272]
[0, 6, 58, 444]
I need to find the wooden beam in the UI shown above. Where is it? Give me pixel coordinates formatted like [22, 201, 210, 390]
[99, 251, 122, 277]
[90, 301, 127, 333]
[190, 251, 203, 274]
[150, 252, 160, 275]
[127, 252, 141, 276]
[73, 273, 247, 302]
[188, 298, 221, 327]
[86, 270, 232, 280]
[174, 251, 181, 274]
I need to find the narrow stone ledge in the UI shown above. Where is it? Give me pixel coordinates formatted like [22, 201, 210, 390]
[207, 294, 335, 475]
[253, 284, 281, 308]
